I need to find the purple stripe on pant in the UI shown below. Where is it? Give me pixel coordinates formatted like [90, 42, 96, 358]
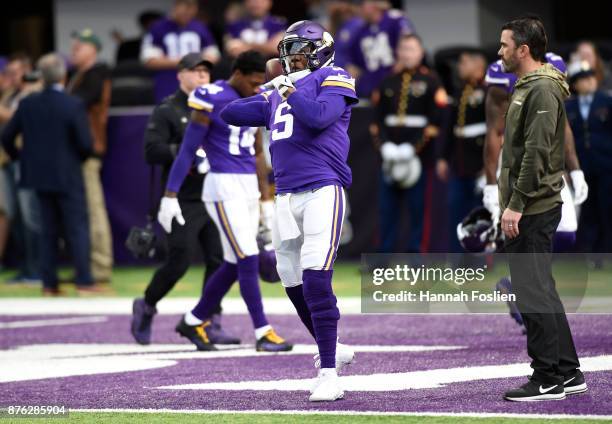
[214, 202, 245, 259]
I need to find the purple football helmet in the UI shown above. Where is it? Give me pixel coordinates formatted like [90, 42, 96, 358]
[257, 233, 280, 283]
[457, 207, 503, 253]
[277, 20, 335, 75]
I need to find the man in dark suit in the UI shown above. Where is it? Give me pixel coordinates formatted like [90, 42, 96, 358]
[565, 60, 612, 261]
[1, 53, 94, 295]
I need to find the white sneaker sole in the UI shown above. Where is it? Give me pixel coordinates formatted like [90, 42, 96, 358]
[310, 353, 354, 394]
[565, 383, 588, 395]
[505, 392, 566, 402]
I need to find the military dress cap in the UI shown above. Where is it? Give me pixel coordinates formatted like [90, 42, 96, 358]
[567, 60, 595, 83]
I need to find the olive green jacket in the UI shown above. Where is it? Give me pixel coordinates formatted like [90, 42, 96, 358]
[499, 63, 569, 215]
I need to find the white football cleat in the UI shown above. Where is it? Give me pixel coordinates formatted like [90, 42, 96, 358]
[309, 369, 344, 402]
[313, 342, 355, 373]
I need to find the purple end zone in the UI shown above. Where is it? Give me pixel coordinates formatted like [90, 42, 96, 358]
[1, 313, 611, 416]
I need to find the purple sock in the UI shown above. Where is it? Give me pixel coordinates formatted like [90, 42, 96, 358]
[285, 285, 315, 339]
[237, 255, 268, 329]
[191, 261, 237, 321]
[302, 269, 339, 369]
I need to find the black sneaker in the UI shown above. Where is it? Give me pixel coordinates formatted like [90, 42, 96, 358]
[504, 379, 566, 401]
[131, 298, 157, 345]
[175, 318, 217, 351]
[564, 370, 588, 395]
[255, 328, 293, 352]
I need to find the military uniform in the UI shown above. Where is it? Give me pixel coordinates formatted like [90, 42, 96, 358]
[566, 90, 612, 254]
[373, 65, 447, 252]
[441, 80, 486, 252]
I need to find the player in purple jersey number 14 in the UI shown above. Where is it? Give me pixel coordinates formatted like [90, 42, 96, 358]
[158, 52, 293, 354]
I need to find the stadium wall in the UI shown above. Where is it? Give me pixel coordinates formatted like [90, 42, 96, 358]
[54, 0, 169, 64]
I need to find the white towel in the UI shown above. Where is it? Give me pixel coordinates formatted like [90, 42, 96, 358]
[275, 194, 300, 241]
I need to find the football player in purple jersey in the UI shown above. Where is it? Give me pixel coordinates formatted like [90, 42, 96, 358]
[157, 51, 293, 353]
[221, 21, 358, 402]
[141, 0, 220, 102]
[325, 0, 363, 68]
[225, 0, 287, 59]
[344, 0, 415, 97]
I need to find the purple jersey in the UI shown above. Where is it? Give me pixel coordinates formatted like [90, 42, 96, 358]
[264, 67, 358, 193]
[142, 17, 219, 101]
[485, 52, 566, 94]
[347, 9, 415, 97]
[188, 80, 257, 174]
[333, 16, 364, 68]
[227, 15, 286, 45]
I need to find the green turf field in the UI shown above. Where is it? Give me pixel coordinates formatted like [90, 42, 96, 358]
[7, 412, 612, 424]
[1, 261, 611, 300]
[0, 262, 362, 298]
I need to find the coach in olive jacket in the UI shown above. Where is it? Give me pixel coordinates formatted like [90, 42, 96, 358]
[498, 63, 568, 215]
[497, 17, 583, 402]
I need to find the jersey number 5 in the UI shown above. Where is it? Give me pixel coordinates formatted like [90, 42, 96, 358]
[271, 102, 293, 141]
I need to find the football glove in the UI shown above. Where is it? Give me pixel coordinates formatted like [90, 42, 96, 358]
[260, 200, 275, 233]
[482, 184, 500, 226]
[380, 142, 398, 162]
[396, 143, 416, 161]
[270, 75, 295, 98]
[157, 196, 185, 233]
[570, 169, 589, 205]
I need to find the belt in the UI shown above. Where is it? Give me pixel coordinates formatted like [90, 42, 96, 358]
[454, 122, 486, 138]
[384, 114, 428, 128]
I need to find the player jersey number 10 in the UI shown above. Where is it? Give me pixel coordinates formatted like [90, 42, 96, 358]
[163, 32, 201, 59]
[271, 102, 293, 141]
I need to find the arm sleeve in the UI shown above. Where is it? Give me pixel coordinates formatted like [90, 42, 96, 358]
[371, 85, 389, 143]
[220, 95, 269, 127]
[508, 89, 559, 212]
[440, 105, 456, 161]
[287, 90, 347, 130]
[144, 105, 175, 166]
[1, 106, 22, 159]
[166, 121, 208, 193]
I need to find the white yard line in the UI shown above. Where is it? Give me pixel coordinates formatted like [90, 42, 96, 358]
[70, 409, 612, 420]
[0, 298, 362, 315]
[0, 316, 107, 329]
[157, 355, 612, 392]
[2, 297, 610, 316]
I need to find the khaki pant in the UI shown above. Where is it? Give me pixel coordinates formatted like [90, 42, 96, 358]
[83, 158, 113, 281]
